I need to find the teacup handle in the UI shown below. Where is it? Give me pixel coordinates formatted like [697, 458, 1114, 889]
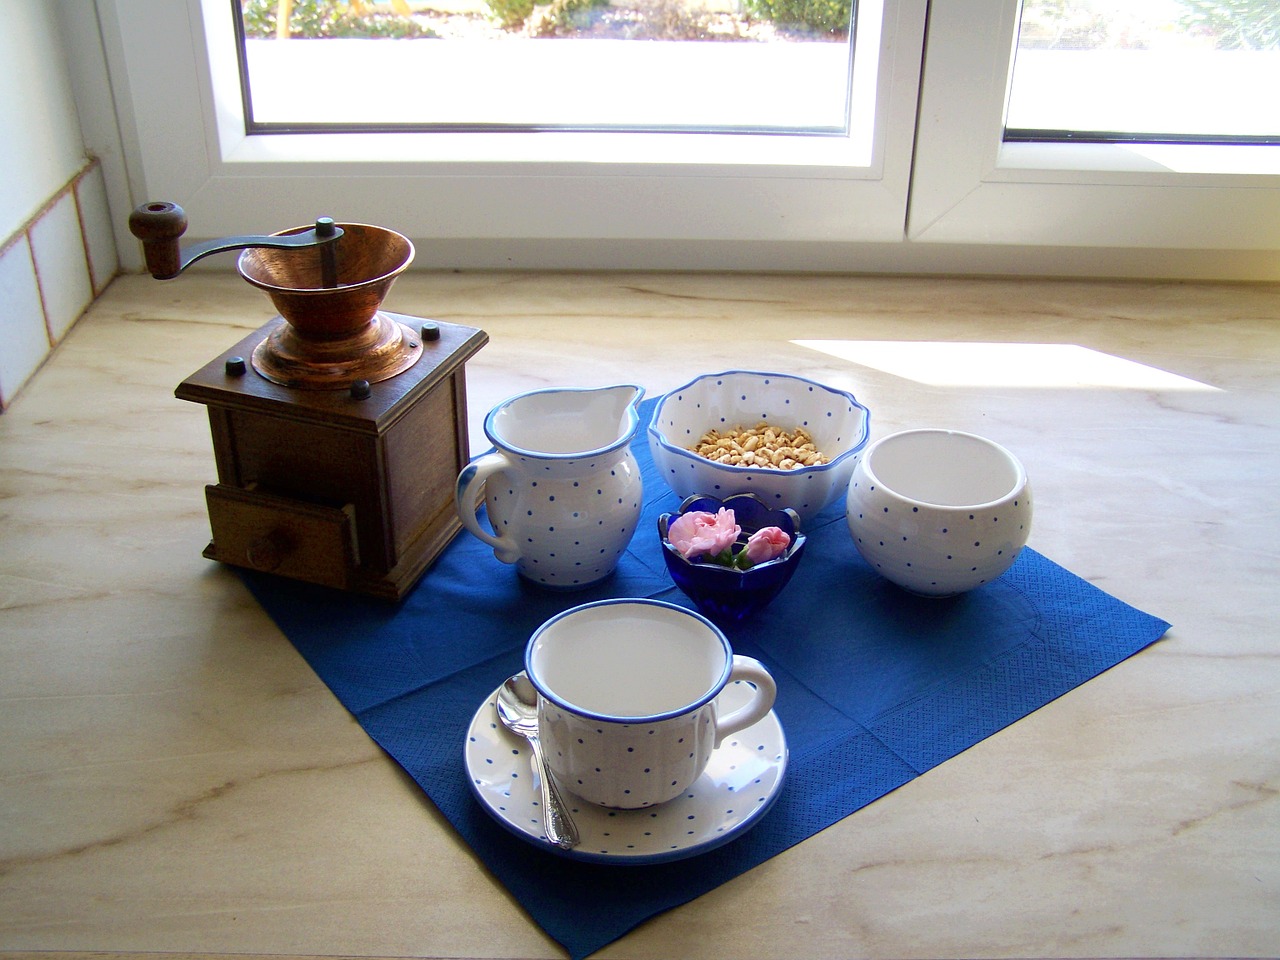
[455, 451, 521, 564]
[712, 655, 777, 749]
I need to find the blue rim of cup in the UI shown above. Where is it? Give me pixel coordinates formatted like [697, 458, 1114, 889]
[524, 598, 733, 724]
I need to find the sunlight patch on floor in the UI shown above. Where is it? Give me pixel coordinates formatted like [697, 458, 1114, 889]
[793, 340, 1220, 391]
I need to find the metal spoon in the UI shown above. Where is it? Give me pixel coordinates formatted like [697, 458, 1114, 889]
[495, 673, 580, 849]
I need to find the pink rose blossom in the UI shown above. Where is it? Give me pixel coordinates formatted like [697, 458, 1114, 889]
[743, 526, 791, 565]
[667, 508, 741, 560]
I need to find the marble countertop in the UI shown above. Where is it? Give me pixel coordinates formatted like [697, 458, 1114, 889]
[1, 271, 1277, 959]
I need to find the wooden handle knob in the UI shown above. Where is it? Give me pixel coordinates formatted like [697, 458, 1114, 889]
[128, 201, 188, 279]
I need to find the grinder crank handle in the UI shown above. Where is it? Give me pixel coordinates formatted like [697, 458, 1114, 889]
[127, 200, 344, 281]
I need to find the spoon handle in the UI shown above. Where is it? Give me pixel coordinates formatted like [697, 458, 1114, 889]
[527, 734, 579, 849]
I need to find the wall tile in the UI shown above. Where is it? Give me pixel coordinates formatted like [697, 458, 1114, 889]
[0, 159, 118, 410]
[29, 189, 93, 343]
[0, 237, 52, 409]
[77, 164, 119, 295]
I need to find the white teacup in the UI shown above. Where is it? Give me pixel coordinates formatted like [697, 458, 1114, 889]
[525, 598, 777, 809]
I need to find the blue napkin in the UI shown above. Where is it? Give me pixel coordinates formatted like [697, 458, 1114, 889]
[240, 401, 1170, 960]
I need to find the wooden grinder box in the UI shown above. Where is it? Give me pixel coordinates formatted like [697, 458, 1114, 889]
[176, 314, 488, 600]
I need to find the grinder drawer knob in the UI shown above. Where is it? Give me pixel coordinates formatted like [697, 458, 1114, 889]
[246, 531, 291, 571]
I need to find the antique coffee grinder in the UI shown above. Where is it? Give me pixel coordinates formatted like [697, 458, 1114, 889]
[130, 202, 488, 599]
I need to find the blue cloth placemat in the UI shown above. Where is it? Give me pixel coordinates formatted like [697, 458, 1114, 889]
[239, 401, 1170, 960]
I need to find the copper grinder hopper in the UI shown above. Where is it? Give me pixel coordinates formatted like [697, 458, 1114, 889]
[128, 200, 419, 390]
[239, 223, 419, 390]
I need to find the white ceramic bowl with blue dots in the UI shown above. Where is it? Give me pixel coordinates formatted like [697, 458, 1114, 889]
[846, 429, 1033, 596]
[647, 371, 871, 525]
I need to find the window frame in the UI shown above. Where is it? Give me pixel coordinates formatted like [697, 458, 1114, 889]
[907, 0, 1280, 250]
[88, 0, 1280, 277]
[95, 0, 924, 265]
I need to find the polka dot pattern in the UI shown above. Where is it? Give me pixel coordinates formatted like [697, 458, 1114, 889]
[845, 430, 1033, 596]
[456, 385, 647, 588]
[646, 371, 870, 526]
[538, 705, 717, 809]
[465, 680, 788, 864]
[480, 451, 644, 589]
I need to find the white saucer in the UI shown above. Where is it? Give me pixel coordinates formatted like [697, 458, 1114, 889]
[464, 678, 788, 865]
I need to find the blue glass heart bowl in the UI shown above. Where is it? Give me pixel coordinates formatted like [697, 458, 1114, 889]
[657, 493, 807, 625]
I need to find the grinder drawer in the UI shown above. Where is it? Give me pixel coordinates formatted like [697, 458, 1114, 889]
[204, 484, 357, 589]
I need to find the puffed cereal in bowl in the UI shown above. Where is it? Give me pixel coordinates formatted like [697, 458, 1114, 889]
[647, 370, 871, 525]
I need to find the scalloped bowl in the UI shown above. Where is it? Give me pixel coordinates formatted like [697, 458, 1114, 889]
[647, 371, 871, 526]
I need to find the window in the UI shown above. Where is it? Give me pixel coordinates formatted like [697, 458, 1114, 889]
[907, 0, 1280, 257]
[86, 0, 1280, 278]
[1007, 0, 1280, 142]
[236, 0, 857, 134]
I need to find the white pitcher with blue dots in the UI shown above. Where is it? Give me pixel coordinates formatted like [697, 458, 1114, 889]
[455, 385, 645, 589]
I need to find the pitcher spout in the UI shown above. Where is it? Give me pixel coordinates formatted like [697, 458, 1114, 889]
[484, 384, 645, 458]
[568, 383, 645, 452]
[599, 384, 646, 447]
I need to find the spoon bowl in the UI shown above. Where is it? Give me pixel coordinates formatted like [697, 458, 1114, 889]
[495, 674, 579, 849]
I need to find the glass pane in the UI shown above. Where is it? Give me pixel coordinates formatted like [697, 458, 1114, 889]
[1006, 0, 1280, 142]
[235, 0, 857, 133]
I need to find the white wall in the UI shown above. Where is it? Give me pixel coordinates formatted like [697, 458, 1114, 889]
[0, 1, 119, 409]
[0, 3, 86, 231]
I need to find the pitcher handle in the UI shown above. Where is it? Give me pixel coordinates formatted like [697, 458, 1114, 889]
[455, 451, 521, 565]
[712, 656, 777, 748]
